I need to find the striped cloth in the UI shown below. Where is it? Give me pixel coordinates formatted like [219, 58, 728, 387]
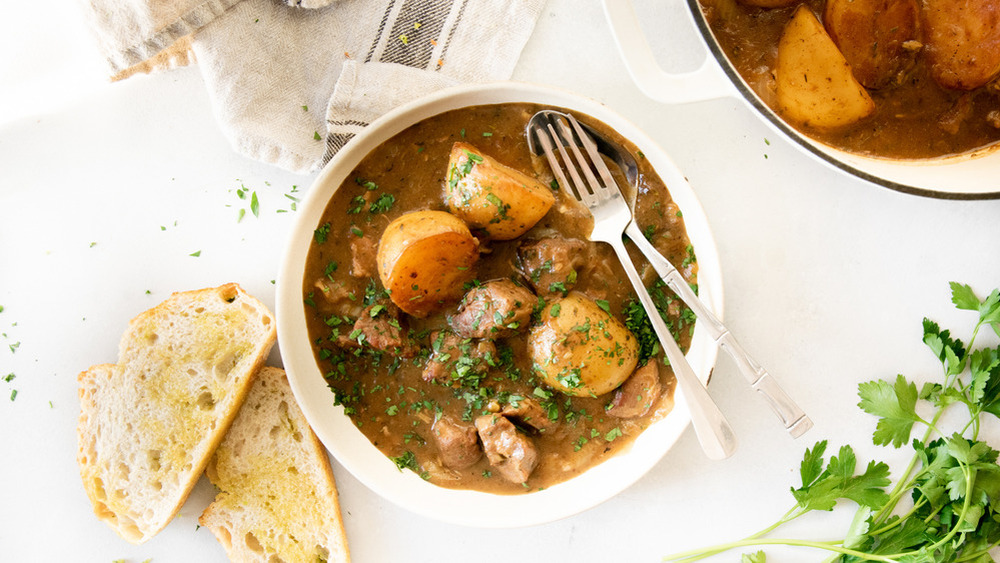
[79, 0, 546, 173]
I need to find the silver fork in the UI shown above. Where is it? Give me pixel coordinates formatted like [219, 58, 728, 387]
[530, 113, 738, 460]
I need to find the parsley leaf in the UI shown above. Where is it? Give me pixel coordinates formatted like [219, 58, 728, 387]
[858, 374, 923, 447]
[791, 444, 890, 511]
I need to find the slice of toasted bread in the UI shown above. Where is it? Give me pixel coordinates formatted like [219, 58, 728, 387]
[199, 367, 350, 562]
[77, 283, 276, 544]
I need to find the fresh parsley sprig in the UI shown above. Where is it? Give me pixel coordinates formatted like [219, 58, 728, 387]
[665, 282, 1000, 563]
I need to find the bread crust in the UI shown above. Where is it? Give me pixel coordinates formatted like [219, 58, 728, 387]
[199, 367, 350, 562]
[76, 283, 276, 544]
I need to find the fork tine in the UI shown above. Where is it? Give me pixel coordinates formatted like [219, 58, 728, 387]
[550, 118, 602, 201]
[546, 122, 596, 207]
[531, 124, 578, 201]
[551, 116, 619, 207]
[567, 115, 621, 200]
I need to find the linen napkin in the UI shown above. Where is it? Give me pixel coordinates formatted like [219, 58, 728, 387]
[78, 0, 546, 173]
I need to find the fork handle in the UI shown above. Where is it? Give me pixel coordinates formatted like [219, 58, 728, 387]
[625, 221, 812, 438]
[608, 237, 737, 460]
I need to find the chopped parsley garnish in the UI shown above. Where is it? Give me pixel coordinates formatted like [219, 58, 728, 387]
[314, 222, 332, 244]
[347, 195, 366, 214]
[369, 193, 395, 214]
[556, 368, 583, 389]
[623, 299, 660, 365]
[485, 193, 510, 221]
[681, 244, 697, 268]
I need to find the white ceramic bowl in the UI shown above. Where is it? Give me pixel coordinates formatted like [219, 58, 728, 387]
[603, 0, 1000, 200]
[276, 82, 723, 528]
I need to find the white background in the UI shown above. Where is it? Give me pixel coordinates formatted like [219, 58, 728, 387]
[2, 0, 1000, 562]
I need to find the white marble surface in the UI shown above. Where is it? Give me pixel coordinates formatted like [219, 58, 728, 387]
[2, 1, 999, 562]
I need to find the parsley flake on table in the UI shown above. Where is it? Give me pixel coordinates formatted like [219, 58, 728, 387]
[665, 281, 1000, 563]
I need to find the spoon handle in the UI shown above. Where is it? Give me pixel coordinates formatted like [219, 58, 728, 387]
[625, 221, 812, 438]
[608, 236, 738, 460]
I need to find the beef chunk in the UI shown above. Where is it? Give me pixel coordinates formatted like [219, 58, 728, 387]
[337, 301, 419, 357]
[475, 414, 539, 484]
[502, 397, 559, 433]
[431, 415, 482, 469]
[449, 279, 536, 339]
[422, 330, 496, 385]
[516, 237, 587, 296]
[312, 278, 364, 319]
[350, 236, 377, 278]
[607, 361, 663, 418]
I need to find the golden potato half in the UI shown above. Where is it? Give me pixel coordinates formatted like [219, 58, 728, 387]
[776, 6, 875, 130]
[377, 210, 479, 318]
[445, 142, 555, 240]
[529, 292, 639, 397]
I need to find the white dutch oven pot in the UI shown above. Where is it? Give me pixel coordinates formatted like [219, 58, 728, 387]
[602, 0, 1000, 200]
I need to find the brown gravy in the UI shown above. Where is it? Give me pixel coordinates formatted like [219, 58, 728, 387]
[302, 103, 696, 493]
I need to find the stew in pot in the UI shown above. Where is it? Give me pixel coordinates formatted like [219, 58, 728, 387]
[700, 0, 1000, 159]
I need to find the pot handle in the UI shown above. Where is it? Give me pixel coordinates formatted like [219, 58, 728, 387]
[602, 0, 735, 104]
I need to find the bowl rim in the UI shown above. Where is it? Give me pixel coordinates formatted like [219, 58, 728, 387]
[276, 81, 724, 528]
[683, 0, 1000, 201]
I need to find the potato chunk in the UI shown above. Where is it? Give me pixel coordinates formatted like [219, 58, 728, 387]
[776, 6, 876, 130]
[824, 0, 919, 89]
[445, 142, 555, 240]
[922, 0, 1000, 90]
[376, 210, 478, 318]
[528, 292, 639, 397]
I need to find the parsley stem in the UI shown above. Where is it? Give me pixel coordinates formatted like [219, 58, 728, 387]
[955, 539, 1000, 562]
[663, 537, 899, 562]
[869, 404, 947, 527]
[657, 507, 808, 562]
[883, 464, 975, 560]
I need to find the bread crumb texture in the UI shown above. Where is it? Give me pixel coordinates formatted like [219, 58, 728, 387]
[200, 367, 350, 562]
[77, 284, 276, 544]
